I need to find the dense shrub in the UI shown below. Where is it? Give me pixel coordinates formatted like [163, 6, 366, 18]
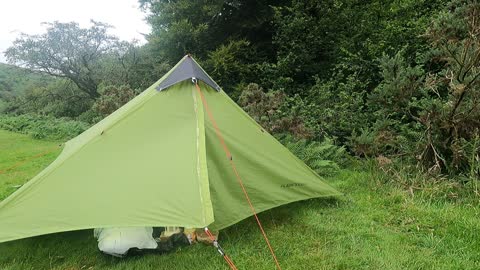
[416, 0, 480, 174]
[300, 72, 369, 142]
[348, 0, 480, 178]
[92, 85, 139, 117]
[238, 83, 313, 138]
[205, 39, 255, 97]
[0, 114, 89, 141]
[278, 134, 348, 176]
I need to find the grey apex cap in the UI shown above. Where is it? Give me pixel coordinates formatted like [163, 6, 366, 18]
[156, 55, 221, 92]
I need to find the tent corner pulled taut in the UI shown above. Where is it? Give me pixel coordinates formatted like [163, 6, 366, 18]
[0, 55, 340, 245]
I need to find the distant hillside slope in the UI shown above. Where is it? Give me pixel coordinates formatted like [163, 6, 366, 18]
[0, 63, 54, 96]
[0, 63, 55, 111]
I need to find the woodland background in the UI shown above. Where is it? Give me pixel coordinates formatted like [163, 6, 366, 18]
[0, 0, 479, 192]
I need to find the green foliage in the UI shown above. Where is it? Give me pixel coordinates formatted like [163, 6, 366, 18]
[205, 39, 254, 95]
[2, 22, 153, 120]
[238, 83, 312, 138]
[237, 83, 348, 175]
[349, 1, 480, 176]
[272, 0, 340, 87]
[278, 135, 347, 176]
[140, 0, 286, 94]
[463, 133, 480, 181]
[92, 85, 138, 117]
[0, 63, 56, 113]
[348, 127, 379, 158]
[0, 63, 55, 97]
[140, 0, 222, 62]
[300, 73, 369, 141]
[4, 80, 93, 118]
[369, 51, 425, 117]
[5, 21, 147, 99]
[345, 52, 426, 157]
[0, 114, 89, 140]
[96, 42, 156, 91]
[271, 0, 444, 94]
[416, 0, 480, 174]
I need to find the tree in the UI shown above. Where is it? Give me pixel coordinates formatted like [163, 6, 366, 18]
[139, 0, 287, 93]
[418, 0, 480, 172]
[139, 0, 222, 64]
[5, 21, 122, 99]
[350, 0, 480, 174]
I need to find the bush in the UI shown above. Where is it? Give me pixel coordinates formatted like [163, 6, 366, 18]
[0, 114, 89, 141]
[92, 85, 138, 117]
[300, 72, 369, 142]
[238, 83, 313, 138]
[350, 1, 480, 178]
[205, 39, 254, 97]
[278, 134, 348, 176]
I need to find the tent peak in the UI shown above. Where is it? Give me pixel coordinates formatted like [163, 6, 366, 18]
[156, 55, 221, 92]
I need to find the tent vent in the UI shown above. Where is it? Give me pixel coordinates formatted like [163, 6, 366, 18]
[156, 55, 221, 92]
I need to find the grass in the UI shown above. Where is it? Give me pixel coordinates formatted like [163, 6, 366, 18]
[0, 129, 479, 269]
[0, 130, 62, 201]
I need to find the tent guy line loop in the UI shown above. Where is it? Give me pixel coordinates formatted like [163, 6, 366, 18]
[194, 81, 283, 270]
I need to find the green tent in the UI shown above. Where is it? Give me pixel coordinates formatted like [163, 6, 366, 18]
[0, 55, 340, 243]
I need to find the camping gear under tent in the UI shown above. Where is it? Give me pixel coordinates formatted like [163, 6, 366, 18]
[0, 55, 340, 244]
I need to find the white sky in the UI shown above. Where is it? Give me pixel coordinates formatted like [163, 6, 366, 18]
[0, 0, 151, 63]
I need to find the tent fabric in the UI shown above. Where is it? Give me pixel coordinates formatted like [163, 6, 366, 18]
[156, 55, 221, 92]
[200, 84, 340, 230]
[0, 56, 340, 243]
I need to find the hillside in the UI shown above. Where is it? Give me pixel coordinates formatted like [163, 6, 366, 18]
[0, 63, 55, 111]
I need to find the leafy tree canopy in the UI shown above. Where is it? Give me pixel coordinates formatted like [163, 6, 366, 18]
[5, 21, 138, 99]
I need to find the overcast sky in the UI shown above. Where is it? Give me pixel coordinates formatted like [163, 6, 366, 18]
[0, 0, 151, 63]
